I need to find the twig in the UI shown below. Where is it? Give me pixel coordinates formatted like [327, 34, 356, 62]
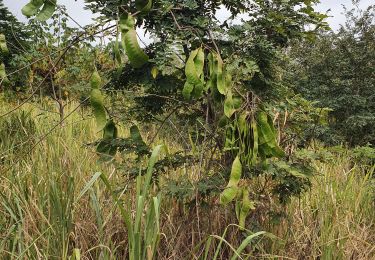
[148, 105, 181, 145]
[0, 24, 116, 119]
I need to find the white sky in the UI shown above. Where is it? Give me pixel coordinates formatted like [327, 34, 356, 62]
[3, 0, 374, 32]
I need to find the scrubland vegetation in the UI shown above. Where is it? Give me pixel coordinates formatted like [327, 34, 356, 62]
[0, 0, 374, 259]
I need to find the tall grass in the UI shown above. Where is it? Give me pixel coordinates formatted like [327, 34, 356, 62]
[0, 100, 374, 259]
[269, 156, 375, 259]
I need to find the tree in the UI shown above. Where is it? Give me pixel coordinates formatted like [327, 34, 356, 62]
[0, 0, 31, 89]
[0, 0, 30, 65]
[289, 3, 375, 146]
[20, 0, 328, 229]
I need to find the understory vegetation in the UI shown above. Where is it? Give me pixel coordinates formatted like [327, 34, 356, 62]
[0, 0, 374, 259]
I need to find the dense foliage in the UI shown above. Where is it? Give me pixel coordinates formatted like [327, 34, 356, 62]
[0, 0, 374, 259]
[288, 4, 375, 146]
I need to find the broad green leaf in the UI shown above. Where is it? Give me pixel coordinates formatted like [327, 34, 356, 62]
[121, 15, 149, 68]
[258, 143, 273, 158]
[275, 161, 308, 178]
[36, 0, 57, 21]
[90, 89, 107, 131]
[0, 34, 9, 55]
[271, 146, 285, 158]
[142, 144, 165, 197]
[71, 249, 81, 260]
[21, 0, 44, 17]
[119, 13, 132, 32]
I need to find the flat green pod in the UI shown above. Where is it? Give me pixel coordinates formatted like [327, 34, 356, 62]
[114, 24, 122, 64]
[36, 0, 57, 21]
[215, 54, 226, 95]
[271, 146, 285, 158]
[90, 71, 102, 89]
[121, 15, 149, 68]
[185, 49, 201, 85]
[224, 90, 235, 118]
[102, 120, 118, 140]
[228, 156, 242, 187]
[257, 111, 276, 147]
[238, 189, 255, 229]
[182, 81, 194, 100]
[258, 143, 271, 158]
[220, 186, 239, 205]
[135, 0, 152, 13]
[21, 0, 44, 17]
[0, 63, 10, 86]
[251, 118, 259, 164]
[194, 48, 205, 77]
[191, 81, 204, 99]
[97, 120, 118, 156]
[130, 125, 144, 143]
[151, 66, 159, 79]
[0, 34, 9, 55]
[90, 88, 107, 131]
[119, 13, 132, 32]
